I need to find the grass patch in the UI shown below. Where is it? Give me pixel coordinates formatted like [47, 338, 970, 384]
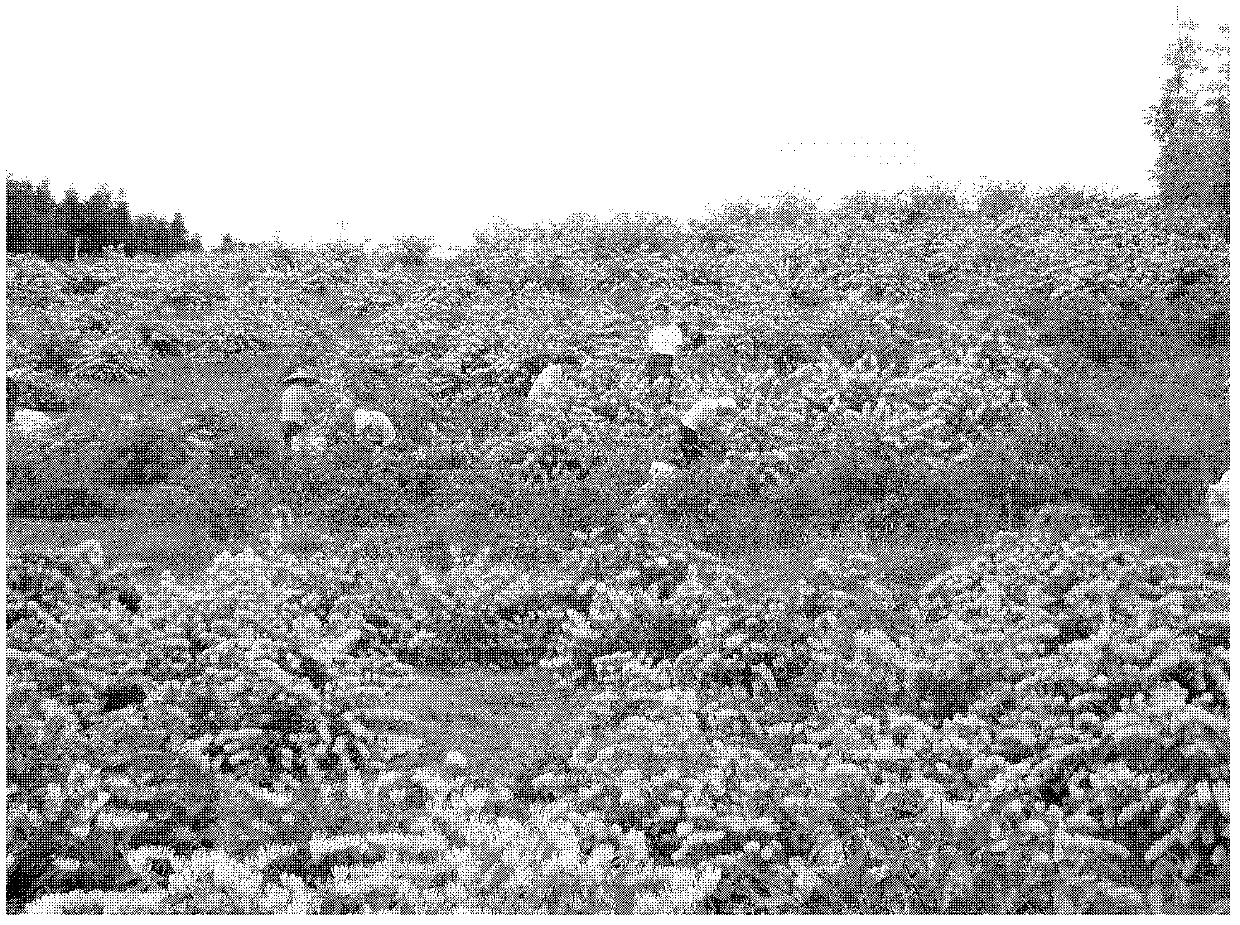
[4, 485, 220, 573]
[374, 667, 585, 803]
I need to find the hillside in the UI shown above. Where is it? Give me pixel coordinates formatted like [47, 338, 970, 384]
[5, 187, 1231, 913]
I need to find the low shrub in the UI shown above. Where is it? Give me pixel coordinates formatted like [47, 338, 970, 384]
[5, 405, 218, 519]
[1021, 359, 1228, 515]
[5, 527, 412, 908]
[805, 520, 1231, 911]
[542, 514, 743, 686]
[5, 366, 73, 415]
[5, 437, 125, 519]
[26, 767, 723, 914]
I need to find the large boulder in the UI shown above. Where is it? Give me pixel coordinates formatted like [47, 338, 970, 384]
[9, 407, 55, 439]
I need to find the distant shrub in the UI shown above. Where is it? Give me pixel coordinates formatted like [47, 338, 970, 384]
[5, 437, 124, 518]
[26, 768, 722, 915]
[5, 410, 209, 518]
[977, 181, 1029, 219]
[1020, 360, 1228, 515]
[5, 367, 72, 416]
[543, 514, 743, 686]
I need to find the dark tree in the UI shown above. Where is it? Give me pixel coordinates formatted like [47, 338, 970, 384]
[154, 217, 172, 256]
[57, 187, 86, 259]
[6, 176, 34, 254]
[18, 178, 67, 257]
[111, 193, 133, 255]
[169, 212, 189, 251]
[1146, 20, 1230, 238]
[81, 186, 116, 255]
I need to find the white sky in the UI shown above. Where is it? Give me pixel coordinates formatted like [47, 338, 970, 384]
[3, 1, 1231, 251]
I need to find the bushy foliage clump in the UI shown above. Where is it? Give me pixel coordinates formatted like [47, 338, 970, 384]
[540, 514, 743, 686]
[533, 511, 1230, 912]
[24, 766, 722, 915]
[796, 516, 1230, 912]
[7, 500, 1230, 913]
[5, 407, 209, 518]
[5, 525, 414, 908]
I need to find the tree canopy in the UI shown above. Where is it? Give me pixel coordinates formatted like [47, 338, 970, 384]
[1146, 19, 1230, 238]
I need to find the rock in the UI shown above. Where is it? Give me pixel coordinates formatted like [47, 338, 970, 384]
[1207, 470, 1229, 544]
[10, 408, 54, 438]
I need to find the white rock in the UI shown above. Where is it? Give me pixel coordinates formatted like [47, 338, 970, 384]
[10, 408, 55, 437]
[1207, 470, 1229, 544]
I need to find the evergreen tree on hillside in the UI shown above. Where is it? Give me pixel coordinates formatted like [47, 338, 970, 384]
[170, 212, 188, 251]
[26, 179, 66, 256]
[57, 187, 86, 259]
[5, 177, 35, 254]
[1202, 26, 1231, 237]
[1146, 19, 1231, 238]
[111, 193, 133, 254]
[82, 186, 116, 254]
[154, 216, 173, 256]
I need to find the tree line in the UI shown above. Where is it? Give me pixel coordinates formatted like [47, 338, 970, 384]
[5, 176, 203, 260]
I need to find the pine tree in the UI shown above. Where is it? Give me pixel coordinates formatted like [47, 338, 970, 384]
[154, 217, 172, 256]
[6, 176, 34, 254]
[32, 179, 63, 257]
[1201, 25, 1230, 238]
[112, 193, 133, 255]
[82, 186, 116, 255]
[58, 187, 87, 259]
[169, 212, 188, 251]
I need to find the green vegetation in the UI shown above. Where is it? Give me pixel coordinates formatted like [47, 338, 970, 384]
[5, 23, 1230, 908]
